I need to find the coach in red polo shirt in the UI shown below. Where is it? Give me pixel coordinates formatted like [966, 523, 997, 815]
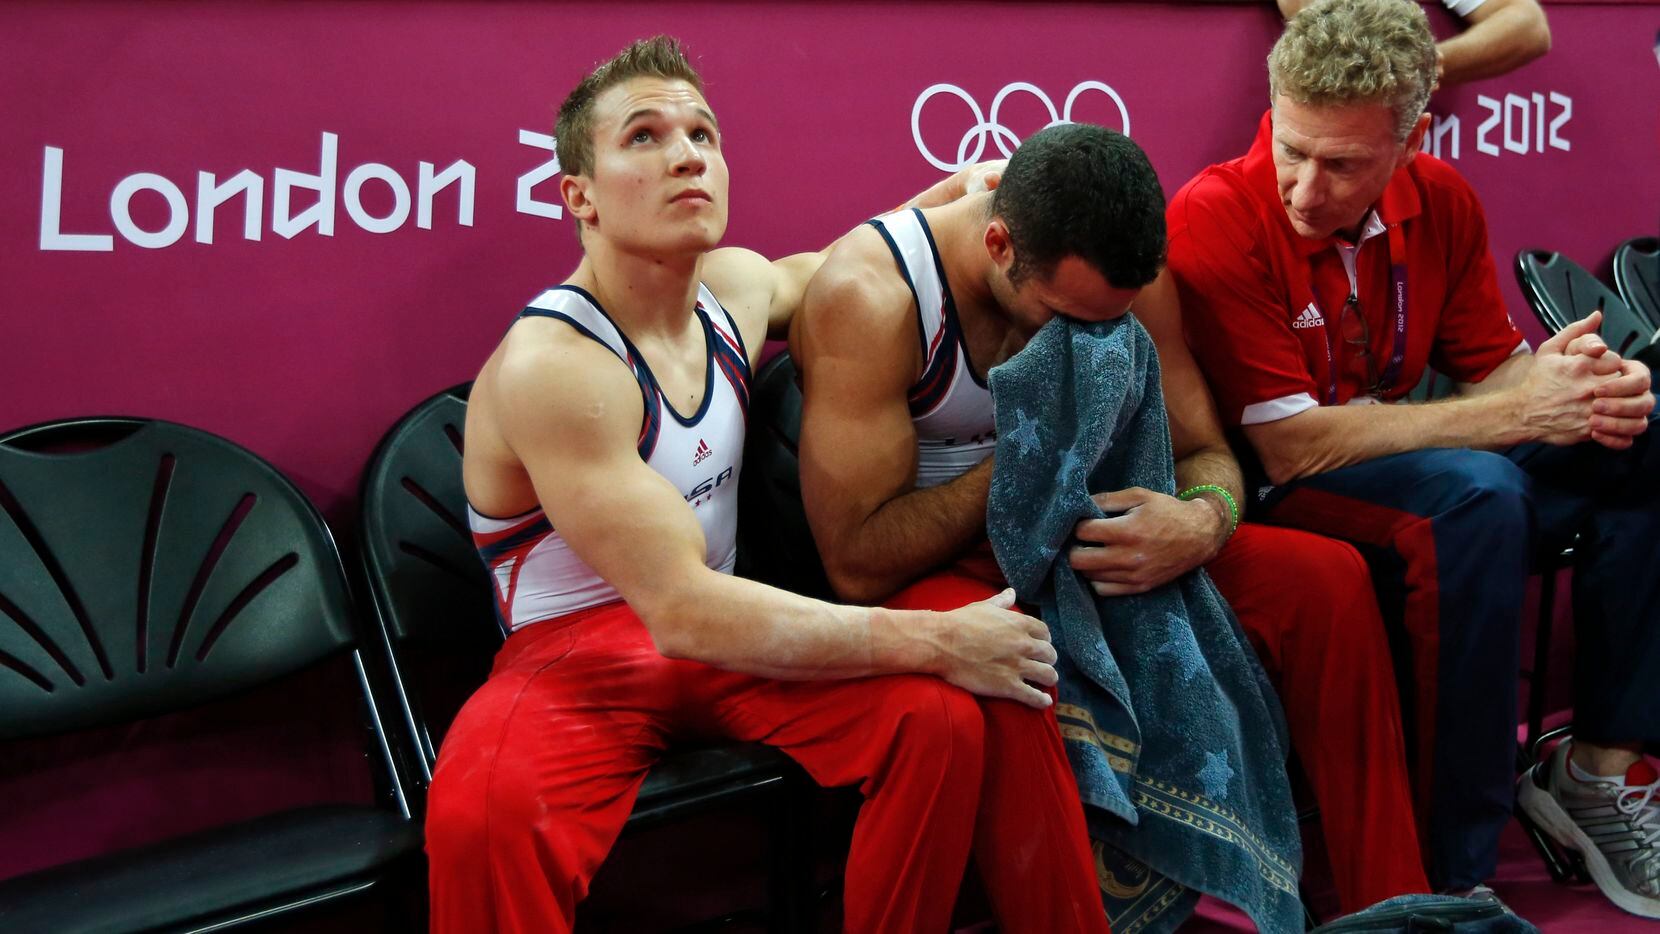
[1166, 0, 1660, 915]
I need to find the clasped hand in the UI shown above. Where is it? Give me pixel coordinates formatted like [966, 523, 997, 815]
[1528, 311, 1653, 449]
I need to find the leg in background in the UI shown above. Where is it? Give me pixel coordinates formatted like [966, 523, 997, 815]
[1262, 449, 1531, 891]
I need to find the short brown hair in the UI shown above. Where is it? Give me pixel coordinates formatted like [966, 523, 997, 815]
[554, 36, 705, 178]
[1268, 0, 1436, 141]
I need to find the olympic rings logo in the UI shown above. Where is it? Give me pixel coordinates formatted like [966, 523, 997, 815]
[910, 81, 1132, 172]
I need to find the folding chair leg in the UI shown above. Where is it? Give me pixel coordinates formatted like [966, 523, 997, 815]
[1514, 804, 1589, 885]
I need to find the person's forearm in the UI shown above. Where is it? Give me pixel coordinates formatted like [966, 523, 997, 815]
[640, 569, 945, 681]
[820, 458, 993, 604]
[1173, 444, 1245, 531]
[1173, 445, 1244, 506]
[1250, 391, 1526, 484]
[901, 162, 1001, 211]
[1437, 4, 1551, 84]
[1456, 349, 1532, 396]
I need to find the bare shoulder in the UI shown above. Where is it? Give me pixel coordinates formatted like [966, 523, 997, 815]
[486, 318, 644, 453]
[798, 225, 915, 350]
[1130, 267, 1184, 343]
[701, 246, 776, 329]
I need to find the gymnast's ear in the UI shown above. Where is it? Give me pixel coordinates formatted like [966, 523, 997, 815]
[561, 173, 597, 226]
[984, 216, 1014, 267]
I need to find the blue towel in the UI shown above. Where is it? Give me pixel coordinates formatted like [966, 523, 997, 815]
[987, 314, 1303, 934]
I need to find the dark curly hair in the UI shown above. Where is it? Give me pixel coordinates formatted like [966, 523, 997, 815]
[991, 123, 1166, 290]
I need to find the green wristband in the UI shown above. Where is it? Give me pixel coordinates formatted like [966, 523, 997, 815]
[1177, 484, 1239, 537]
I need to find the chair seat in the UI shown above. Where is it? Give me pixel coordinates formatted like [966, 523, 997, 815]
[0, 805, 420, 934]
[634, 743, 797, 826]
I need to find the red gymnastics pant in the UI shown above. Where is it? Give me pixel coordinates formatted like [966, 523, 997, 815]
[425, 600, 1112, 934]
[1207, 524, 1429, 912]
[930, 522, 1430, 914]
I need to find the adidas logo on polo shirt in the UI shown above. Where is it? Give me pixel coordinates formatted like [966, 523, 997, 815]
[1291, 304, 1324, 329]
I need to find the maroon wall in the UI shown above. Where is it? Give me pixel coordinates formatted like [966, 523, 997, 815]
[4, 1, 1655, 524]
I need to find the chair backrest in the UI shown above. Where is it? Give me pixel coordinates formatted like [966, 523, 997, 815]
[0, 418, 358, 741]
[1514, 250, 1656, 357]
[1405, 367, 1453, 403]
[1613, 237, 1660, 330]
[736, 353, 836, 601]
[357, 384, 500, 776]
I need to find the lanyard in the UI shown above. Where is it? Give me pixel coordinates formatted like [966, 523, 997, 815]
[1316, 223, 1409, 405]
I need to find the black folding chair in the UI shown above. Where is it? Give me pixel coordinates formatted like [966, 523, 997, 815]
[1613, 237, 1660, 333]
[1516, 249, 1660, 364]
[0, 417, 420, 933]
[734, 353, 835, 602]
[356, 383, 811, 929]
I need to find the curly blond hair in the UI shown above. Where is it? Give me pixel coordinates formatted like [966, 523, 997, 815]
[1268, 0, 1437, 141]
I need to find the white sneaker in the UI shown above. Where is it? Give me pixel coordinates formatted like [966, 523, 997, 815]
[1518, 741, 1660, 920]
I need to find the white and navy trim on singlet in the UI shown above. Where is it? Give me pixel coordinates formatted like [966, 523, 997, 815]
[868, 209, 997, 488]
[469, 283, 751, 634]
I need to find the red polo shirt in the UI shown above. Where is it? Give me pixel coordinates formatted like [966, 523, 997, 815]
[1166, 111, 1526, 427]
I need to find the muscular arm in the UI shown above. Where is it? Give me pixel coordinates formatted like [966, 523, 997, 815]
[1068, 270, 1237, 595]
[1277, 0, 1549, 85]
[487, 329, 1056, 705]
[793, 234, 992, 605]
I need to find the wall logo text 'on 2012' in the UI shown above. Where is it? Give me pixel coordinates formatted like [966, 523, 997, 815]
[911, 81, 1131, 172]
[1423, 92, 1571, 162]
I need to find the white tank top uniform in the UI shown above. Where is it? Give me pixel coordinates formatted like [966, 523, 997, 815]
[868, 208, 997, 488]
[470, 283, 750, 634]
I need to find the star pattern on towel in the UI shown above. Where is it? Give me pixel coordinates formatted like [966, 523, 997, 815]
[1007, 409, 1042, 458]
[1198, 750, 1234, 801]
[1154, 621, 1207, 682]
[1057, 445, 1091, 487]
[1072, 329, 1119, 372]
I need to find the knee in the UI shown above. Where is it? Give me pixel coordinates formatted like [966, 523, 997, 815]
[425, 757, 489, 865]
[880, 676, 987, 769]
[1426, 450, 1532, 527]
[1268, 529, 1371, 587]
[426, 740, 544, 862]
[1440, 449, 1528, 501]
[1266, 531, 1378, 627]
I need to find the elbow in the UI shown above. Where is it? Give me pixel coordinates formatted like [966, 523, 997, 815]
[1513, 6, 1552, 64]
[1257, 446, 1314, 487]
[641, 612, 694, 660]
[1525, 20, 1552, 62]
[1261, 459, 1298, 488]
[823, 559, 897, 607]
[634, 596, 703, 661]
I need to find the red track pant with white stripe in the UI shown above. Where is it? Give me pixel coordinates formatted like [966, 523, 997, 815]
[425, 600, 1111, 933]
